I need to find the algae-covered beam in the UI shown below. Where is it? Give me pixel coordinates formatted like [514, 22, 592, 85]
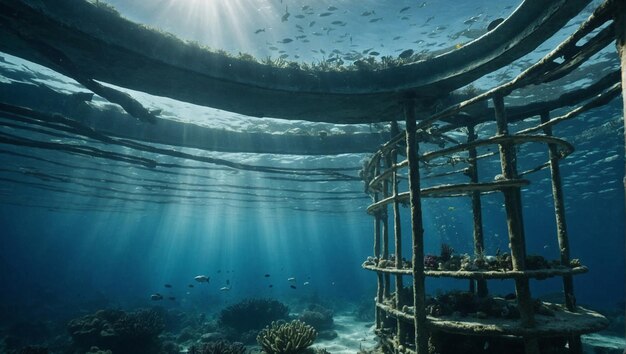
[404, 97, 428, 354]
[0, 0, 591, 123]
[540, 112, 582, 354]
[0, 82, 388, 155]
[391, 147, 407, 344]
[382, 152, 392, 299]
[467, 124, 488, 298]
[493, 94, 539, 354]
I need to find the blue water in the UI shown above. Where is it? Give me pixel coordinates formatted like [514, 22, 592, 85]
[0, 0, 624, 353]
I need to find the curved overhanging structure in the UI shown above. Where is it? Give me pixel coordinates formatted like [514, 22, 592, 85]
[0, 0, 590, 123]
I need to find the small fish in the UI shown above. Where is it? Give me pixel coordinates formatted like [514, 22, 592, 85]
[168, 296, 176, 301]
[254, 28, 265, 34]
[295, 35, 306, 39]
[327, 6, 338, 11]
[319, 12, 333, 17]
[164, 284, 172, 288]
[301, 5, 310, 11]
[151, 293, 163, 301]
[188, 284, 194, 288]
[369, 51, 380, 56]
[220, 286, 231, 291]
[269, 284, 274, 288]
[296, 24, 303, 30]
[303, 281, 310, 286]
[331, 21, 346, 26]
[290, 285, 297, 289]
[264, 274, 271, 277]
[295, 14, 305, 19]
[288, 277, 296, 282]
[268, 46, 279, 51]
[398, 49, 413, 59]
[309, 21, 316, 27]
[278, 38, 293, 43]
[281, 6, 290, 22]
[463, 18, 476, 25]
[369, 17, 383, 23]
[399, 6, 411, 13]
[392, 36, 402, 40]
[361, 11, 374, 16]
[195, 275, 210, 283]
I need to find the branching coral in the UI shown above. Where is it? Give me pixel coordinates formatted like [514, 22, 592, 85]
[257, 320, 317, 354]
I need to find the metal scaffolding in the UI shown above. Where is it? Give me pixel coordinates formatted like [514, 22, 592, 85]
[362, 1, 621, 353]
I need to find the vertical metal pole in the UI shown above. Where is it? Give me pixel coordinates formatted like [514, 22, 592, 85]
[493, 95, 539, 354]
[383, 153, 391, 299]
[392, 148, 406, 345]
[540, 112, 582, 354]
[615, 2, 626, 344]
[540, 112, 576, 309]
[374, 158, 384, 329]
[467, 124, 488, 297]
[404, 98, 428, 354]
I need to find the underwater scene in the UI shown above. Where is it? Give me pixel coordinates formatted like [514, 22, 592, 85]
[0, 0, 625, 353]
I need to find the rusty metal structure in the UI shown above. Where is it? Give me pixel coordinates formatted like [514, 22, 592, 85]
[361, 1, 624, 353]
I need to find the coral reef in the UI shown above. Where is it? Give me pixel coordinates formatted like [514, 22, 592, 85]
[188, 340, 247, 354]
[298, 304, 334, 331]
[218, 299, 289, 333]
[420, 291, 561, 320]
[257, 320, 317, 354]
[424, 291, 519, 319]
[420, 247, 572, 272]
[67, 308, 164, 354]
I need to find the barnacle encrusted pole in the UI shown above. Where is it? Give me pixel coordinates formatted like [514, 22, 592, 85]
[383, 152, 392, 299]
[493, 94, 539, 354]
[404, 97, 428, 354]
[467, 123, 488, 298]
[540, 112, 577, 311]
[373, 159, 384, 329]
[391, 146, 408, 344]
[540, 111, 582, 354]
